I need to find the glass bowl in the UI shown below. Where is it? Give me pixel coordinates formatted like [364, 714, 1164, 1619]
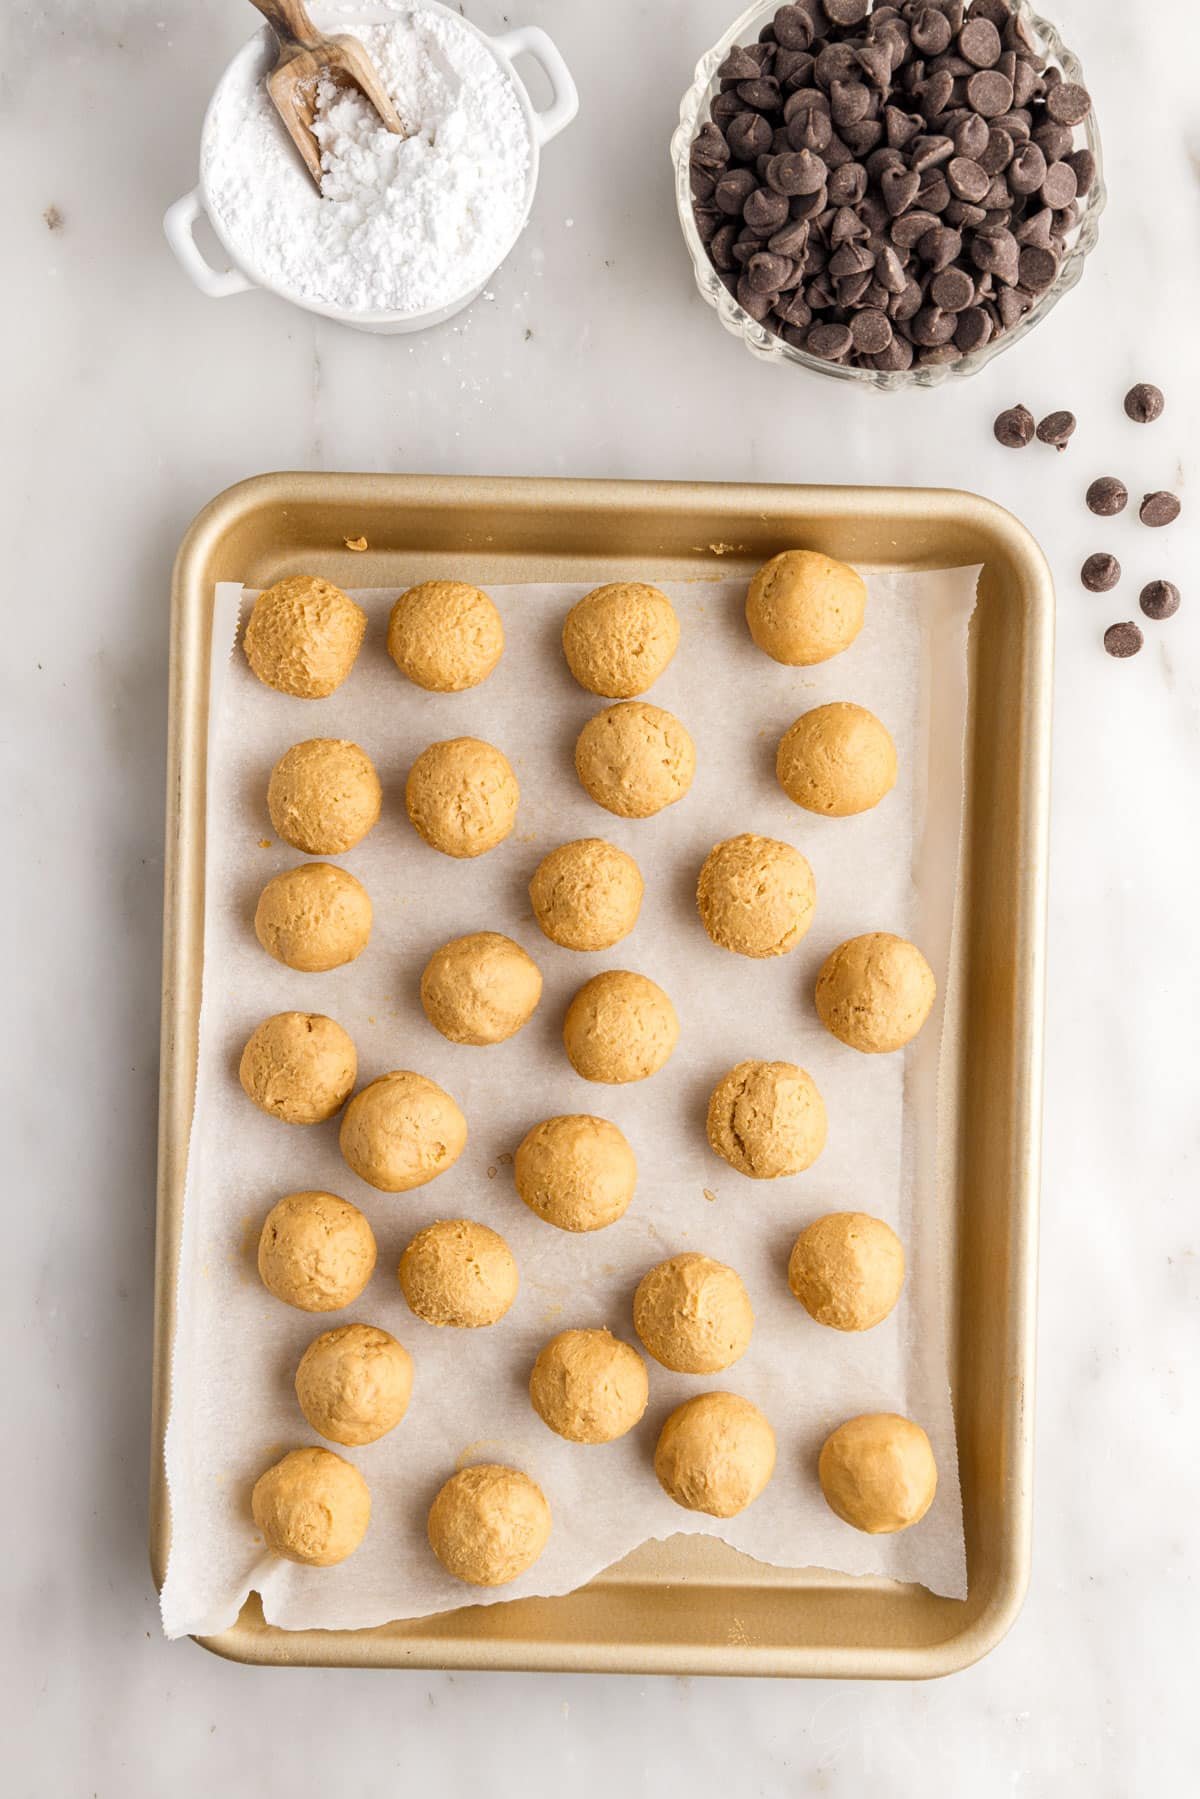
[671, 0, 1105, 390]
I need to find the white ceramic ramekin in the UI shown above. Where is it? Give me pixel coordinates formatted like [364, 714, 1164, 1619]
[164, 2, 577, 334]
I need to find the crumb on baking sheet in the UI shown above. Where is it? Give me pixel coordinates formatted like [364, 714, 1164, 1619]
[703, 1187, 718, 1203]
[44, 205, 63, 232]
[344, 535, 368, 552]
[257, 838, 272, 848]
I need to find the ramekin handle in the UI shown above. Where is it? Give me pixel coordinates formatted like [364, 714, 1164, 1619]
[163, 188, 254, 299]
[492, 25, 579, 146]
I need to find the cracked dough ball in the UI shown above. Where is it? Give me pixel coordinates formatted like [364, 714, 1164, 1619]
[243, 576, 366, 698]
[815, 932, 936, 1054]
[706, 1059, 827, 1179]
[788, 1212, 905, 1332]
[563, 970, 679, 1084]
[427, 1464, 551, 1586]
[513, 1114, 637, 1233]
[252, 1446, 370, 1565]
[254, 862, 372, 972]
[654, 1392, 776, 1518]
[405, 736, 519, 858]
[562, 582, 680, 698]
[420, 932, 542, 1046]
[239, 1011, 357, 1124]
[530, 1328, 649, 1443]
[295, 1323, 413, 1446]
[258, 1190, 377, 1311]
[267, 738, 382, 855]
[776, 702, 897, 817]
[818, 1413, 937, 1534]
[634, 1253, 754, 1373]
[387, 581, 504, 692]
[529, 838, 644, 952]
[399, 1220, 518, 1328]
[574, 702, 695, 819]
[339, 1071, 467, 1192]
[696, 834, 816, 959]
[745, 550, 866, 667]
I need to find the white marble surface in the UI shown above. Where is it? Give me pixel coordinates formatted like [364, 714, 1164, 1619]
[2, 0, 1197, 1791]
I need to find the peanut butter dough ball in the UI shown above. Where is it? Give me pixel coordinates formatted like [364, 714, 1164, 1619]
[574, 702, 695, 819]
[815, 933, 936, 1054]
[405, 737, 519, 858]
[387, 580, 504, 693]
[258, 1190, 377, 1312]
[562, 582, 680, 698]
[420, 932, 542, 1046]
[513, 1114, 637, 1233]
[776, 703, 897, 817]
[634, 1253, 754, 1373]
[745, 550, 866, 666]
[818, 1413, 938, 1534]
[239, 1011, 357, 1124]
[654, 1392, 777, 1518]
[252, 1446, 370, 1565]
[788, 1213, 905, 1332]
[399, 1220, 518, 1328]
[528, 838, 644, 952]
[267, 738, 382, 855]
[562, 970, 679, 1084]
[254, 862, 373, 973]
[696, 834, 816, 959]
[529, 1329, 649, 1443]
[295, 1323, 413, 1446]
[427, 1464, 551, 1586]
[339, 1071, 467, 1192]
[706, 1060, 827, 1179]
[243, 576, 366, 698]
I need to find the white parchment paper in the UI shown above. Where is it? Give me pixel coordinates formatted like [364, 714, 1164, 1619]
[160, 565, 976, 1638]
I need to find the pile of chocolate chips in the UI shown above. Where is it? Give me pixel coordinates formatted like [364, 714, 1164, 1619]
[689, 0, 1094, 371]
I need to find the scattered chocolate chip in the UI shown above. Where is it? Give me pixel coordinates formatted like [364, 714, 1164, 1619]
[1081, 552, 1121, 593]
[1103, 621, 1143, 659]
[1036, 409, 1076, 450]
[994, 403, 1035, 448]
[1086, 476, 1128, 517]
[1139, 580, 1181, 621]
[1124, 382, 1164, 424]
[1139, 490, 1181, 528]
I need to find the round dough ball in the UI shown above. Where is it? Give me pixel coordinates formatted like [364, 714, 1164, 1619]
[745, 550, 866, 666]
[267, 738, 381, 855]
[405, 737, 519, 858]
[776, 703, 897, 817]
[339, 1071, 467, 1192]
[399, 1220, 518, 1328]
[295, 1323, 413, 1445]
[654, 1392, 776, 1518]
[562, 582, 680, 698]
[696, 834, 816, 959]
[513, 1114, 637, 1233]
[258, 1190, 377, 1311]
[818, 1413, 937, 1534]
[427, 1464, 551, 1586]
[706, 1060, 827, 1179]
[634, 1253, 754, 1373]
[239, 1011, 356, 1124]
[529, 1329, 649, 1443]
[243, 576, 366, 698]
[420, 932, 542, 1046]
[529, 838, 644, 952]
[254, 862, 372, 973]
[815, 933, 936, 1054]
[574, 702, 695, 820]
[252, 1446, 370, 1565]
[387, 581, 504, 693]
[562, 970, 679, 1084]
[788, 1212, 905, 1331]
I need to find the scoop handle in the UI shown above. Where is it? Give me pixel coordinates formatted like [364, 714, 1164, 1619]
[247, 0, 324, 51]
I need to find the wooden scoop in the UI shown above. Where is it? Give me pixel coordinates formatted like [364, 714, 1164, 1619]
[248, 0, 409, 191]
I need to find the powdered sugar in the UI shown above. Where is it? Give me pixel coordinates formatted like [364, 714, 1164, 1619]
[202, 6, 531, 314]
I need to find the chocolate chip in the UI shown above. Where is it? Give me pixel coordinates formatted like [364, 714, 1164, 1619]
[807, 319, 854, 359]
[1017, 244, 1057, 290]
[1065, 148, 1096, 197]
[746, 250, 794, 292]
[715, 168, 758, 214]
[1103, 621, 1143, 658]
[931, 265, 975, 311]
[830, 79, 872, 126]
[911, 8, 953, 55]
[967, 70, 1013, 117]
[978, 126, 1015, 174]
[873, 334, 915, 371]
[954, 306, 991, 351]
[954, 112, 990, 158]
[849, 307, 893, 352]
[909, 133, 955, 172]
[727, 110, 774, 159]
[692, 122, 731, 167]
[1140, 580, 1180, 620]
[1046, 81, 1091, 126]
[1139, 491, 1181, 528]
[1124, 383, 1164, 424]
[946, 155, 990, 202]
[736, 274, 777, 321]
[1036, 409, 1076, 450]
[1086, 477, 1128, 517]
[1032, 120, 1073, 163]
[959, 18, 1002, 68]
[1007, 141, 1047, 194]
[993, 401, 1036, 448]
[1039, 162, 1077, 209]
[770, 148, 828, 194]
[774, 6, 817, 51]
[823, 0, 870, 24]
[745, 186, 791, 230]
[1081, 553, 1120, 593]
[882, 165, 922, 214]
